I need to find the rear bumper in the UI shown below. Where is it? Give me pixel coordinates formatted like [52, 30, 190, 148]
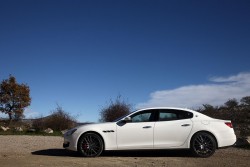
[217, 133, 237, 148]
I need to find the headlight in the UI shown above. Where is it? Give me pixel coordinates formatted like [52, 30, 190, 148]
[65, 128, 77, 136]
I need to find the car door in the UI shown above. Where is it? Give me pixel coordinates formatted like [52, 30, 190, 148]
[116, 110, 156, 150]
[154, 109, 193, 148]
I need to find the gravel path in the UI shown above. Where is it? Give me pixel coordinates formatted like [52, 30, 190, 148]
[0, 135, 63, 155]
[0, 135, 249, 167]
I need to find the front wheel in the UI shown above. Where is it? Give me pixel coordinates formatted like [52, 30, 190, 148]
[190, 132, 216, 158]
[77, 133, 104, 157]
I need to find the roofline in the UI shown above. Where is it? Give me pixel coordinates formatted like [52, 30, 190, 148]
[136, 107, 195, 111]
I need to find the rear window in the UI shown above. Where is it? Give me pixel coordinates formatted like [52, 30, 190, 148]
[158, 109, 193, 121]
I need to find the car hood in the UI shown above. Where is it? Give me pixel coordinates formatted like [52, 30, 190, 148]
[75, 122, 116, 132]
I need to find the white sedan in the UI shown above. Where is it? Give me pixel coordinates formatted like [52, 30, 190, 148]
[63, 107, 236, 158]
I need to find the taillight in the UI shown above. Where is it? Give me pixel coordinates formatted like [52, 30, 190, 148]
[225, 122, 233, 128]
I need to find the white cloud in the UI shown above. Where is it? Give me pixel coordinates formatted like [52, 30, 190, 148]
[0, 113, 7, 119]
[137, 72, 250, 109]
[0, 108, 40, 119]
[210, 72, 250, 83]
[23, 108, 40, 119]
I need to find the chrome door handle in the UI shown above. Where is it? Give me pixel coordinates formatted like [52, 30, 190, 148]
[181, 124, 190, 127]
[143, 126, 152, 129]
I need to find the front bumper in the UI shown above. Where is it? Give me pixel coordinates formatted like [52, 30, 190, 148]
[63, 142, 70, 148]
[63, 136, 78, 151]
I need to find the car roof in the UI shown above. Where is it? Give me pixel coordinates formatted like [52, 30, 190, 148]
[135, 107, 211, 119]
[136, 107, 195, 112]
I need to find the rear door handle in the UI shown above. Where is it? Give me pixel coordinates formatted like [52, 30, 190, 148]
[143, 126, 152, 129]
[181, 124, 190, 127]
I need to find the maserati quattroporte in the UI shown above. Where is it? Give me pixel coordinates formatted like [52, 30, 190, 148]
[63, 107, 236, 158]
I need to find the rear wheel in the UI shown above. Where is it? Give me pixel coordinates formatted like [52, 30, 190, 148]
[77, 133, 103, 157]
[191, 132, 216, 158]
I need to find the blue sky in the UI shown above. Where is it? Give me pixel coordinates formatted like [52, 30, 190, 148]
[1, 0, 250, 122]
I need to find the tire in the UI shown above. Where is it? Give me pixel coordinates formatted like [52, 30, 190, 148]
[77, 133, 104, 157]
[190, 132, 216, 158]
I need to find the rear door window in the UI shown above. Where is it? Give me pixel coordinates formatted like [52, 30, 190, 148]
[158, 109, 193, 121]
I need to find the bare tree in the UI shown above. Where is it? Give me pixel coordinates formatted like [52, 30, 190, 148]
[32, 105, 76, 131]
[99, 96, 132, 122]
[240, 96, 250, 107]
[224, 98, 238, 110]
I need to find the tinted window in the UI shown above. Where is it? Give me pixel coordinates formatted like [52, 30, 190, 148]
[158, 109, 193, 121]
[130, 110, 156, 122]
[159, 112, 178, 121]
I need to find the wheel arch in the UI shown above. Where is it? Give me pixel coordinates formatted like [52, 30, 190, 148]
[190, 130, 218, 149]
[77, 131, 105, 151]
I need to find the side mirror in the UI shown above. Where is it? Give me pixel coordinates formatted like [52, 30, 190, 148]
[123, 116, 132, 123]
[117, 117, 132, 126]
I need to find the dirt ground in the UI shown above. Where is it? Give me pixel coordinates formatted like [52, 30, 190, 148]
[0, 136, 249, 167]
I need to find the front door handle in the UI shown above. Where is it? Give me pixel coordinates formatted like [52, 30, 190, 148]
[181, 124, 190, 127]
[143, 126, 152, 129]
